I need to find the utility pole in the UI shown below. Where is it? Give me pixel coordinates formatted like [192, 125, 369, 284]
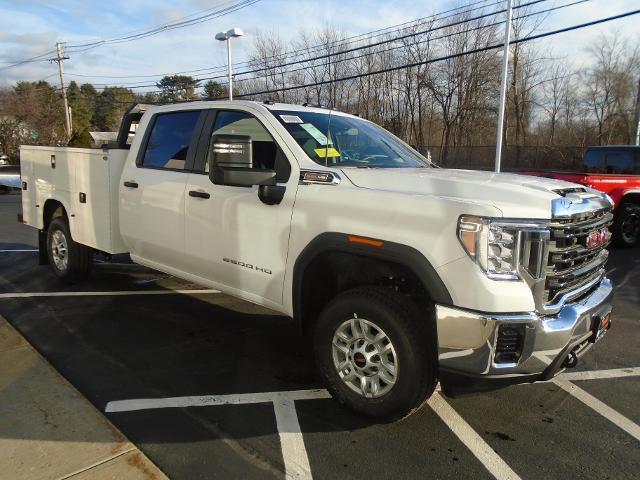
[634, 76, 640, 146]
[494, 0, 513, 173]
[52, 42, 72, 140]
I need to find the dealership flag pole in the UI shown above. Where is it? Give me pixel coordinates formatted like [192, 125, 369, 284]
[494, 0, 513, 173]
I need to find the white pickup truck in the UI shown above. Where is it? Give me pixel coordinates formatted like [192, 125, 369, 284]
[19, 100, 615, 419]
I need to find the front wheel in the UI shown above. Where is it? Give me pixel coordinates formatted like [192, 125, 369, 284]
[314, 286, 437, 420]
[47, 217, 93, 283]
[612, 203, 640, 248]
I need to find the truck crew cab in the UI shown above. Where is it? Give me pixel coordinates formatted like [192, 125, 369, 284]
[19, 100, 615, 419]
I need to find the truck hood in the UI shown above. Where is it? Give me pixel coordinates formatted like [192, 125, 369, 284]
[340, 167, 587, 218]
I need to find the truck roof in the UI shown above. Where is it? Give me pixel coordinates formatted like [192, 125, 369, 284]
[585, 145, 640, 151]
[141, 99, 359, 119]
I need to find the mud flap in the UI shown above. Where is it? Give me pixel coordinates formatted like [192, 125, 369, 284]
[38, 229, 49, 265]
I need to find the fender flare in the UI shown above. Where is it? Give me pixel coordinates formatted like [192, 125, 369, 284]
[292, 232, 452, 322]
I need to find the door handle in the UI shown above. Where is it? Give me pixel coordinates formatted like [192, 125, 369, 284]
[123, 181, 138, 188]
[188, 190, 211, 199]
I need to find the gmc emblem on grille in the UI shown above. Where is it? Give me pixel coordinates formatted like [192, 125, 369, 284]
[586, 228, 609, 249]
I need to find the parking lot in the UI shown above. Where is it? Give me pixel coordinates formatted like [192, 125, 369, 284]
[1, 191, 639, 480]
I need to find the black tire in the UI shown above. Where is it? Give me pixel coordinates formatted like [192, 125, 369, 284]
[612, 203, 640, 248]
[46, 216, 92, 283]
[313, 286, 437, 420]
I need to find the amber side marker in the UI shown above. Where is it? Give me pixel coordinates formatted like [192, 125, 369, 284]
[348, 235, 384, 247]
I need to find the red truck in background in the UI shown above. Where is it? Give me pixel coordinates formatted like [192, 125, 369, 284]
[522, 145, 640, 247]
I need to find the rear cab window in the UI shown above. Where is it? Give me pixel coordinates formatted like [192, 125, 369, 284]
[139, 110, 202, 171]
[584, 148, 640, 175]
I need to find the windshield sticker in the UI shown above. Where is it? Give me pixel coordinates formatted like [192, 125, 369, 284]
[300, 123, 329, 145]
[280, 114, 303, 124]
[314, 147, 341, 158]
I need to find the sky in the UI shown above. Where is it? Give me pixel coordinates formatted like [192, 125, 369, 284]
[0, 0, 637, 91]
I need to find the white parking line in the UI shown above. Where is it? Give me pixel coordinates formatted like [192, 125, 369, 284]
[428, 393, 521, 480]
[273, 397, 313, 479]
[557, 367, 640, 381]
[553, 379, 640, 441]
[105, 389, 331, 413]
[0, 249, 38, 252]
[0, 289, 220, 299]
[106, 389, 329, 480]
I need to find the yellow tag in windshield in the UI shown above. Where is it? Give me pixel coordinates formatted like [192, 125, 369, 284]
[314, 147, 341, 158]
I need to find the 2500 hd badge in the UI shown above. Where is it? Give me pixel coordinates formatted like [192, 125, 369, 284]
[223, 257, 273, 275]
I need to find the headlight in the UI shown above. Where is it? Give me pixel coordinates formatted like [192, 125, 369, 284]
[457, 216, 549, 281]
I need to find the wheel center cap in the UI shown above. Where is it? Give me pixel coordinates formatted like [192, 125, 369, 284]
[353, 352, 366, 367]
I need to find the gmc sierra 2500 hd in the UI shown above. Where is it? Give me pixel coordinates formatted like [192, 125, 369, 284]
[19, 100, 615, 419]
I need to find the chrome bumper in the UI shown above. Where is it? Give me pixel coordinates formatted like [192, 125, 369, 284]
[436, 277, 614, 379]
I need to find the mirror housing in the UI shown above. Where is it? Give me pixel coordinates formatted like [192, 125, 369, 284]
[209, 133, 277, 187]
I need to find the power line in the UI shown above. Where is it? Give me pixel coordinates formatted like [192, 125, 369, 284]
[233, 8, 640, 99]
[0, 0, 260, 72]
[64, 0, 261, 52]
[232, 0, 588, 88]
[63, 0, 502, 81]
[82, 0, 552, 90]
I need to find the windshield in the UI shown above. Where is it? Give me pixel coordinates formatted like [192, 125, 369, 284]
[272, 110, 429, 168]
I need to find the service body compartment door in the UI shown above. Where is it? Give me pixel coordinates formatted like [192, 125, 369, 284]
[119, 109, 204, 269]
[184, 108, 298, 306]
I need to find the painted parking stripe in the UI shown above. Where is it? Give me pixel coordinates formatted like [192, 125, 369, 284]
[0, 249, 38, 252]
[105, 389, 331, 413]
[428, 393, 521, 480]
[553, 379, 640, 442]
[273, 397, 313, 479]
[0, 289, 220, 299]
[556, 367, 640, 381]
[106, 390, 330, 480]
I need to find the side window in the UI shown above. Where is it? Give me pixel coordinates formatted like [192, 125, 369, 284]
[140, 111, 201, 170]
[605, 152, 634, 174]
[206, 110, 291, 182]
[584, 150, 605, 173]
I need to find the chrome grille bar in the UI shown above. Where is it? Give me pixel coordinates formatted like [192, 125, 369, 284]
[545, 197, 614, 309]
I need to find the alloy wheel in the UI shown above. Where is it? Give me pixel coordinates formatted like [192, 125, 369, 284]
[331, 315, 398, 398]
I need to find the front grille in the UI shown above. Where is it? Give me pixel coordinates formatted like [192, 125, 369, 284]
[545, 208, 613, 306]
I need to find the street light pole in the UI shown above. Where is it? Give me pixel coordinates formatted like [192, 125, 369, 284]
[227, 37, 233, 100]
[216, 27, 243, 101]
[494, 0, 513, 173]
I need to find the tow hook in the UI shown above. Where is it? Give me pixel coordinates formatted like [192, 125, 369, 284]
[563, 351, 579, 369]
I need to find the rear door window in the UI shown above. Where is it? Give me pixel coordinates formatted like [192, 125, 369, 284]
[140, 110, 201, 170]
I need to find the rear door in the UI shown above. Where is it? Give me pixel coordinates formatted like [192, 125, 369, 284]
[119, 109, 205, 269]
[183, 108, 298, 306]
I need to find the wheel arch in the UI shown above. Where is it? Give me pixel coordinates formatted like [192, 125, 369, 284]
[292, 232, 452, 333]
[618, 190, 640, 207]
[42, 198, 68, 229]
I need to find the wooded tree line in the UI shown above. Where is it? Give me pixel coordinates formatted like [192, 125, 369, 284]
[1, 4, 638, 170]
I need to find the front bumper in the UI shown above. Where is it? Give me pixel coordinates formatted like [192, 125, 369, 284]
[436, 277, 614, 392]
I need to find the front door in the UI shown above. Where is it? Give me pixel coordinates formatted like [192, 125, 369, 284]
[184, 108, 298, 307]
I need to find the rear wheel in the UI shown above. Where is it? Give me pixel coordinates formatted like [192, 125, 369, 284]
[612, 203, 640, 248]
[47, 217, 92, 282]
[314, 286, 437, 420]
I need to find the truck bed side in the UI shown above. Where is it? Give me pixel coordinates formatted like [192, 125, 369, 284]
[20, 145, 129, 254]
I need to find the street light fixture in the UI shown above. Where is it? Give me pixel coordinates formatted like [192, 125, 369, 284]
[215, 27, 244, 101]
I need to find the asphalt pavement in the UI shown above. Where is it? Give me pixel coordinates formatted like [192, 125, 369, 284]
[1, 191, 639, 480]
